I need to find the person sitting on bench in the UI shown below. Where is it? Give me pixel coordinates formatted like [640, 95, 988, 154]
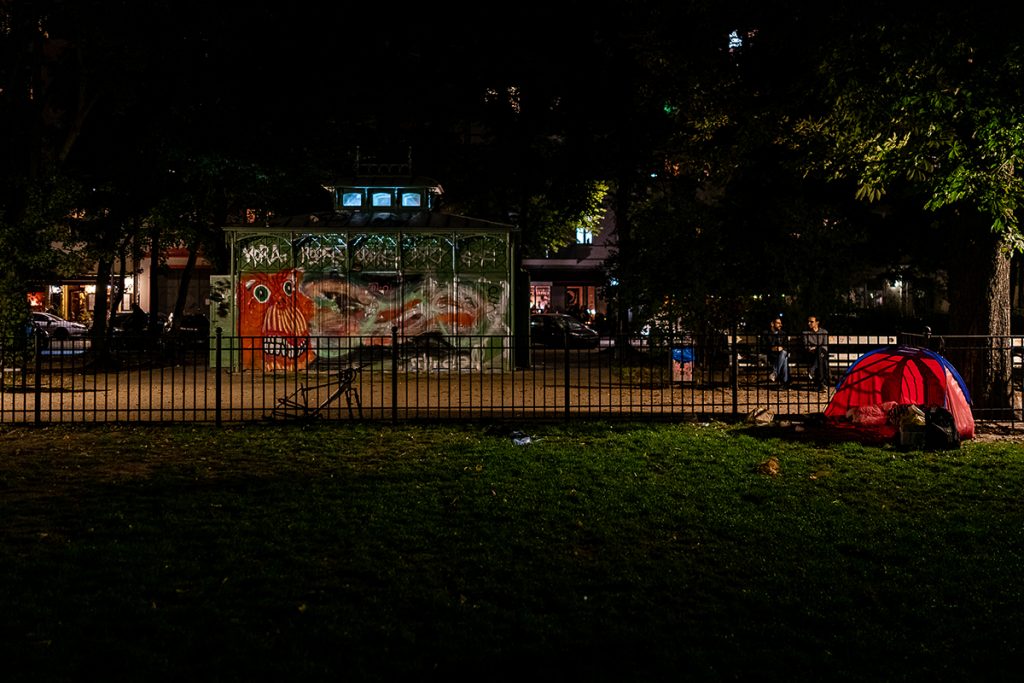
[761, 316, 790, 386]
[802, 316, 831, 390]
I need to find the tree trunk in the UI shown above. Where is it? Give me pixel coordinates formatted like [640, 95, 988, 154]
[87, 257, 115, 369]
[169, 240, 200, 332]
[946, 224, 1013, 416]
[148, 225, 161, 340]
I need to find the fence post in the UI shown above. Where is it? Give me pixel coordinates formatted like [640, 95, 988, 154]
[730, 322, 739, 417]
[215, 328, 222, 427]
[33, 332, 42, 425]
[563, 329, 571, 420]
[391, 326, 399, 425]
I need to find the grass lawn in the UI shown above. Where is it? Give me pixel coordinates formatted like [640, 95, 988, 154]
[2, 421, 1023, 682]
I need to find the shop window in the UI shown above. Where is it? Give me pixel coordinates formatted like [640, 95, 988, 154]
[530, 284, 551, 312]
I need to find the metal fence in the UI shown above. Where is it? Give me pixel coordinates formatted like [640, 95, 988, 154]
[2, 329, 1021, 426]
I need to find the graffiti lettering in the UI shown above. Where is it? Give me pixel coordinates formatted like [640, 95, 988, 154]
[299, 245, 346, 267]
[486, 284, 502, 306]
[404, 241, 451, 269]
[458, 238, 505, 271]
[354, 251, 397, 270]
[241, 243, 289, 268]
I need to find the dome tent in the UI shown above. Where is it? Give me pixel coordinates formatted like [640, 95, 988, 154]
[823, 345, 974, 443]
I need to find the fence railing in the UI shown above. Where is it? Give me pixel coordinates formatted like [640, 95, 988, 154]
[2, 329, 1021, 426]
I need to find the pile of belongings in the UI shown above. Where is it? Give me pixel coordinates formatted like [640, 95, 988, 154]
[845, 401, 924, 428]
[841, 400, 958, 449]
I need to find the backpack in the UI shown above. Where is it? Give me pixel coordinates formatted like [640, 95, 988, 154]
[923, 406, 960, 450]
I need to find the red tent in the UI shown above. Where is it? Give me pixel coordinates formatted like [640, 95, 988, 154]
[824, 345, 974, 441]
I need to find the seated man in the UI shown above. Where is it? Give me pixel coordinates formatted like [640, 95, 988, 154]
[761, 317, 790, 385]
[802, 316, 831, 390]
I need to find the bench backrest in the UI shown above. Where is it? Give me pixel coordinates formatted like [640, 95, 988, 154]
[725, 334, 898, 348]
[724, 334, 898, 368]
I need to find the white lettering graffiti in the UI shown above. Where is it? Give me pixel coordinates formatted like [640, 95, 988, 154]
[353, 247, 397, 270]
[299, 245, 346, 267]
[458, 241, 503, 270]
[404, 241, 451, 268]
[241, 243, 289, 268]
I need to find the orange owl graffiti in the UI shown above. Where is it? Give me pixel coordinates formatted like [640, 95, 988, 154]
[239, 269, 315, 371]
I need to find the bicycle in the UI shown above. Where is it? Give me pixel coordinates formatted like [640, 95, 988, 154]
[267, 365, 363, 421]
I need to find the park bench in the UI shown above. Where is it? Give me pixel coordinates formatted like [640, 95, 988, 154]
[726, 334, 898, 380]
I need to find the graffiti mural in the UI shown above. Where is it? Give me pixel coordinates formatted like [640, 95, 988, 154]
[300, 273, 506, 337]
[238, 268, 316, 371]
[234, 231, 511, 372]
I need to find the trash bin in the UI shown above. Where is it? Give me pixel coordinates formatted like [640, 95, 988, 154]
[671, 345, 694, 382]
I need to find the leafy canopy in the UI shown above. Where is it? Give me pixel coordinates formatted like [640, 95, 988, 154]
[793, 6, 1024, 250]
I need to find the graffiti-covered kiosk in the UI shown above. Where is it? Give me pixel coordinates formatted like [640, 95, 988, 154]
[215, 177, 517, 373]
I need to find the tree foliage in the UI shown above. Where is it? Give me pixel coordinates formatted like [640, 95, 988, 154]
[783, 2, 1024, 409]
[793, 5, 1024, 249]
[595, 2, 892, 332]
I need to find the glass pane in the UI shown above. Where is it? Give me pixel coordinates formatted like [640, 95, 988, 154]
[401, 192, 422, 207]
[372, 192, 392, 207]
[342, 192, 362, 207]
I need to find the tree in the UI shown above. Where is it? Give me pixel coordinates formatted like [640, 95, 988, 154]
[790, 2, 1024, 411]
[0, 2, 92, 342]
[592, 2, 884, 336]
[1, 2, 313, 356]
[0, 0, 184, 348]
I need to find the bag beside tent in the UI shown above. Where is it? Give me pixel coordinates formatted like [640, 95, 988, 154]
[923, 405, 961, 450]
[823, 345, 974, 444]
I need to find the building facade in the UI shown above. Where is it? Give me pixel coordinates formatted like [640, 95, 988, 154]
[521, 208, 616, 332]
[217, 176, 518, 372]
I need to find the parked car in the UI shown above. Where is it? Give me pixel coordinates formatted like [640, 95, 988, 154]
[530, 313, 601, 349]
[106, 310, 167, 352]
[31, 311, 89, 340]
[163, 313, 211, 349]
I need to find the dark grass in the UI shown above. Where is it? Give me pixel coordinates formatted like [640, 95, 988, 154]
[2, 422, 1024, 682]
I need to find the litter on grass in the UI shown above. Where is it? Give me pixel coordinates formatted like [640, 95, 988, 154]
[510, 430, 536, 446]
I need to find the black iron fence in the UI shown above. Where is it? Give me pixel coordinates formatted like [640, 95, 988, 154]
[2, 328, 1021, 426]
